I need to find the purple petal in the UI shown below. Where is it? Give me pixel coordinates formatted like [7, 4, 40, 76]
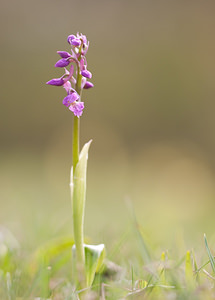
[84, 81, 94, 89]
[67, 34, 76, 45]
[55, 58, 70, 68]
[69, 102, 84, 117]
[68, 64, 74, 80]
[81, 77, 87, 89]
[81, 69, 92, 79]
[63, 81, 72, 93]
[62, 92, 79, 107]
[62, 96, 71, 107]
[70, 92, 79, 102]
[71, 76, 76, 85]
[81, 44, 89, 56]
[46, 78, 64, 86]
[80, 34, 89, 55]
[57, 51, 71, 59]
[80, 58, 85, 71]
[71, 39, 81, 47]
[80, 34, 87, 44]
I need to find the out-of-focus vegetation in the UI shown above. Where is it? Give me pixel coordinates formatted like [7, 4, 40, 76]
[1, 0, 215, 298]
[0, 220, 215, 299]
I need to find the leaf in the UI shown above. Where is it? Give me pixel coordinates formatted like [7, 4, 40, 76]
[84, 243, 106, 287]
[70, 139, 92, 202]
[71, 140, 92, 261]
[204, 234, 215, 274]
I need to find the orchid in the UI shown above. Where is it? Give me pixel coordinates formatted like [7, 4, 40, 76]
[46, 33, 105, 294]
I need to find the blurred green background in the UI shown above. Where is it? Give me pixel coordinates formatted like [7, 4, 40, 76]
[1, 0, 215, 251]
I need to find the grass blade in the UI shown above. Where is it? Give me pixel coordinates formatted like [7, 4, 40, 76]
[204, 234, 215, 274]
[185, 250, 195, 289]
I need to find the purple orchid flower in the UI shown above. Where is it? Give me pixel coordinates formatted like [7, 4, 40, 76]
[69, 101, 84, 117]
[62, 92, 79, 107]
[62, 91, 84, 117]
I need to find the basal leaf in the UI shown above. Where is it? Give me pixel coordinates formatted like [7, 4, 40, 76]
[84, 243, 105, 287]
[71, 141, 92, 250]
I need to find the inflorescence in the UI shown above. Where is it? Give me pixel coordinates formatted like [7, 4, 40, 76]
[46, 33, 93, 117]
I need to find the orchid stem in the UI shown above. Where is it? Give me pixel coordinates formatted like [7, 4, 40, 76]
[73, 116, 80, 174]
[72, 71, 85, 286]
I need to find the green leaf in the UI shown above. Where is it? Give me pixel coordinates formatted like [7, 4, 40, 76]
[70, 139, 92, 203]
[84, 243, 106, 287]
[204, 234, 215, 274]
[71, 140, 92, 264]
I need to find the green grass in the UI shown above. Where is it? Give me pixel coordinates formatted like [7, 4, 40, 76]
[0, 220, 215, 299]
[1, 154, 215, 299]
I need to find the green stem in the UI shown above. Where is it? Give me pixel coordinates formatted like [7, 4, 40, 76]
[73, 60, 82, 174]
[72, 63, 85, 285]
[72, 116, 80, 174]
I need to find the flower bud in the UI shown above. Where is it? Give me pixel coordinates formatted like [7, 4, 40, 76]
[81, 70, 92, 79]
[71, 39, 81, 47]
[57, 51, 71, 58]
[67, 35, 76, 45]
[55, 59, 70, 68]
[84, 81, 94, 89]
[46, 78, 64, 86]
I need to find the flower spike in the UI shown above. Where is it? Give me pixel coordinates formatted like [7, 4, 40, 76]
[46, 33, 93, 116]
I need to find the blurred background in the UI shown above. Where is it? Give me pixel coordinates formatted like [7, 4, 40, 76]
[1, 0, 215, 253]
